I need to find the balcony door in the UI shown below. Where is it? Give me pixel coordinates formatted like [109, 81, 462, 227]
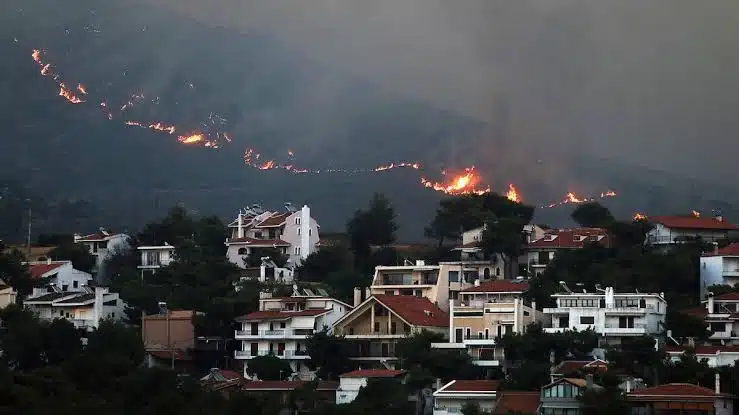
[455, 328, 463, 343]
[619, 316, 635, 328]
[250, 323, 258, 335]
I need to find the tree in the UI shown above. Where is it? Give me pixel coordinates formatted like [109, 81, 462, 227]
[396, 331, 481, 381]
[297, 245, 354, 282]
[571, 202, 614, 228]
[481, 215, 530, 278]
[666, 310, 711, 343]
[579, 373, 628, 415]
[47, 242, 96, 274]
[0, 243, 35, 298]
[461, 402, 485, 415]
[243, 247, 289, 268]
[246, 354, 293, 380]
[347, 193, 398, 269]
[663, 348, 715, 386]
[606, 336, 664, 384]
[306, 329, 356, 380]
[349, 378, 413, 415]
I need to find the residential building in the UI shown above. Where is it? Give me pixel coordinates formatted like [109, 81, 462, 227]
[550, 359, 608, 382]
[370, 259, 503, 312]
[26, 260, 93, 292]
[74, 229, 131, 275]
[225, 204, 320, 269]
[432, 380, 500, 415]
[453, 225, 543, 275]
[665, 345, 739, 368]
[539, 376, 601, 415]
[336, 369, 406, 405]
[543, 286, 667, 345]
[200, 368, 245, 397]
[682, 292, 739, 345]
[332, 295, 449, 365]
[0, 279, 17, 308]
[432, 280, 542, 369]
[646, 215, 738, 247]
[492, 391, 540, 415]
[234, 289, 352, 379]
[24, 286, 124, 331]
[138, 244, 175, 278]
[524, 228, 610, 275]
[142, 309, 198, 367]
[236, 258, 295, 286]
[700, 243, 739, 299]
[626, 379, 734, 415]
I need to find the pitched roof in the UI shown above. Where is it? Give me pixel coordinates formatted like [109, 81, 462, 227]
[704, 243, 739, 257]
[255, 213, 291, 228]
[628, 383, 721, 399]
[715, 292, 739, 301]
[374, 294, 449, 327]
[243, 380, 339, 391]
[27, 261, 68, 279]
[493, 391, 541, 414]
[528, 228, 609, 250]
[441, 380, 500, 393]
[227, 237, 291, 246]
[55, 293, 95, 304]
[201, 368, 243, 383]
[651, 216, 738, 231]
[453, 241, 482, 250]
[235, 309, 329, 321]
[340, 369, 405, 378]
[552, 360, 608, 376]
[24, 292, 74, 303]
[462, 280, 529, 293]
[75, 232, 113, 241]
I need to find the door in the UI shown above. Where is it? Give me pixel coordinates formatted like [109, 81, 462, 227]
[250, 323, 258, 335]
[455, 328, 463, 343]
[250, 343, 258, 356]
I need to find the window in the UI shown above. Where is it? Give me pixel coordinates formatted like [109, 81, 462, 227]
[558, 316, 570, 328]
[712, 322, 727, 332]
[297, 228, 301, 235]
[455, 328, 463, 343]
[580, 299, 598, 307]
[296, 217, 301, 225]
[349, 327, 354, 335]
[483, 268, 491, 280]
[561, 299, 578, 307]
[73, 281, 78, 289]
[374, 322, 380, 333]
[62, 284, 68, 292]
[400, 289, 414, 296]
[615, 299, 639, 308]
[414, 290, 422, 297]
[277, 343, 285, 356]
[580, 316, 595, 325]
[448, 271, 459, 283]
[465, 328, 471, 339]
[496, 268, 501, 277]
[484, 329, 490, 339]
[309, 229, 312, 236]
[254, 231, 263, 239]
[238, 247, 247, 255]
[391, 322, 397, 334]
[280, 322, 286, 329]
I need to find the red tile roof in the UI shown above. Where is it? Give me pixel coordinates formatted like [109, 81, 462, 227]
[227, 237, 290, 246]
[651, 216, 738, 231]
[374, 294, 449, 327]
[255, 213, 291, 228]
[462, 280, 529, 293]
[628, 383, 721, 400]
[715, 292, 739, 301]
[704, 243, 739, 257]
[442, 380, 500, 393]
[528, 228, 610, 250]
[340, 369, 405, 378]
[243, 380, 339, 391]
[75, 232, 112, 241]
[235, 309, 329, 321]
[665, 345, 739, 355]
[27, 262, 68, 279]
[493, 391, 541, 414]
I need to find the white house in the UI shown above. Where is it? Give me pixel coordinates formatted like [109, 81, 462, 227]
[74, 229, 132, 275]
[684, 292, 739, 345]
[335, 369, 406, 405]
[665, 345, 739, 368]
[225, 204, 320, 269]
[646, 215, 738, 247]
[433, 380, 500, 415]
[543, 286, 667, 345]
[26, 260, 94, 292]
[0, 279, 17, 309]
[137, 244, 176, 278]
[24, 286, 125, 331]
[524, 228, 610, 275]
[701, 243, 739, 299]
[234, 287, 351, 380]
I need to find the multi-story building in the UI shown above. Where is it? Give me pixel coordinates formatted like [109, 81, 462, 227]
[627, 380, 733, 415]
[524, 228, 610, 276]
[331, 294, 449, 366]
[543, 286, 667, 345]
[225, 204, 320, 269]
[432, 280, 542, 368]
[26, 259, 94, 292]
[74, 229, 131, 275]
[24, 286, 125, 331]
[142, 309, 199, 368]
[137, 244, 175, 278]
[646, 215, 737, 247]
[539, 376, 601, 415]
[370, 260, 503, 312]
[453, 225, 544, 271]
[432, 380, 501, 415]
[700, 243, 739, 298]
[234, 289, 351, 379]
[683, 292, 739, 345]
[665, 345, 739, 368]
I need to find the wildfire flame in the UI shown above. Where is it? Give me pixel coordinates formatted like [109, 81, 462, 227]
[564, 192, 587, 204]
[77, 84, 87, 95]
[375, 162, 421, 172]
[692, 210, 701, 218]
[149, 122, 176, 134]
[31, 49, 41, 63]
[633, 213, 647, 221]
[40, 64, 51, 76]
[420, 168, 491, 196]
[177, 133, 205, 144]
[506, 184, 521, 203]
[58, 83, 84, 104]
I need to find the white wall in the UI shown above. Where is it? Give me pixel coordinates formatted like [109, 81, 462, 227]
[46, 263, 93, 292]
[433, 397, 496, 415]
[336, 377, 368, 404]
[648, 224, 731, 245]
[702, 257, 726, 299]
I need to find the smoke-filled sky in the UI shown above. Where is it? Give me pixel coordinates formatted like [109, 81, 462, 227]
[143, 0, 739, 185]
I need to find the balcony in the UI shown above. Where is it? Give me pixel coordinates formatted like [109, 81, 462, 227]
[604, 307, 650, 315]
[463, 338, 497, 346]
[234, 349, 310, 359]
[543, 307, 569, 314]
[602, 323, 647, 336]
[235, 329, 314, 339]
[69, 318, 95, 329]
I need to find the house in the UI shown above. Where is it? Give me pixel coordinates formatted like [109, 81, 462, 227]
[336, 369, 406, 404]
[539, 376, 601, 415]
[431, 280, 542, 369]
[74, 229, 131, 275]
[550, 359, 608, 382]
[225, 204, 320, 269]
[683, 292, 739, 345]
[432, 380, 500, 415]
[646, 215, 738, 247]
[200, 368, 245, 397]
[543, 286, 667, 345]
[524, 228, 610, 275]
[370, 259, 504, 312]
[0, 279, 17, 308]
[25, 260, 93, 292]
[236, 258, 295, 286]
[332, 295, 449, 365]
[138, 244, 175, 278]
[665, 345, 739, 368]
[453, 225, 544, 274]
[626, 379, 734, 415]
[142, 309, 198, 368]
[492, 391, 540, 414]
[700, 242, 739, 298]
[24, 286, 124, 331]
[234, 288, 352, 380]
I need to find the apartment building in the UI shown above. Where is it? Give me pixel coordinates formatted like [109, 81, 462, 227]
[665, 345, 739, 368]
[336, 369, 406, 404]
[700, 243, 739, 298]
[332, 294, 448, 365]
[225, 204, 319, 269]
[684, 292, 739, 345]
[432, 280, 542, 368]
[524, 228, 610, 276]
[26, 260, 93, 292]
[234, 289, 351, 380]
[646, 215, 737, 247]
[543, 286, 667, 345]
[24, 286, 125, 331]
[138, 244, 175, 278]
[539, 376, 601, 415]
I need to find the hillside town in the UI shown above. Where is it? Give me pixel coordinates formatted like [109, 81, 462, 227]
[1, 194, 739, 415]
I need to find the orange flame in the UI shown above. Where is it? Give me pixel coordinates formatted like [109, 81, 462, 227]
[633, 213, 647, 221]
[564, 192, 587, 204]
[178, 133, 205, 144]
[149, 122, 176, 134]
[506, 184, 521, 203]
[58, 83, 84, 104]
[40, 64, 51, 76]
[375, 162, 421, 172]
[421, 168, 490, 196]
[259, 160, 276, 170]
[77, 84, 87, 95]
[601, 190, 616, 198]
[31, 49, 41, 63]
[692, 210, 701, 218]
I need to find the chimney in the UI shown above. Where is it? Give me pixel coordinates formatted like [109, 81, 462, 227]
[532, 300, 537, 311]
[626, 379, 632, 393]
[237, 211, 244, 239]
[586, 374, 594, 389]
[353, 288, 362, 307]
[364, 287, 371, 301]
[300, 205, 311, 260]
[715, 372, 721, 394]
[474, 279, 480, 287]
[46, 257, 52, 265]
[707, 292, 715, 313]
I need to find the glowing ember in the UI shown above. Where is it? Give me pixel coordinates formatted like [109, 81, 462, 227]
[375, 162, 421, 172]
[506, 184, 521, 203]
[633, 213, 647, 221]
[420, 168, 490, 196]
[58, 83, 84, 104]
[125, 121, 143, 127]
[40, 64, 51, 76]
[692, 210, 701, 218]
[31, 49, 41, 63]
[564, 192, 587, 204]
[77, 84, 87, 95]
[149, 122, 176, 134]
[259, 160, 276, 170]
[178, 133, 205, 144]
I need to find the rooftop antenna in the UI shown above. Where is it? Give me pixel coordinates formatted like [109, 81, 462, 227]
[559, 281, 573, 294]
[284, 202, 295, 213]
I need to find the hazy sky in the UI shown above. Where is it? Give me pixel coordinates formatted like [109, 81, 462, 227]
[141, 0, 739, 184]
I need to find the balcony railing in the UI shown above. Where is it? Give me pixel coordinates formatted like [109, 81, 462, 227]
[604, 323, 646, 329]
[235, 350, 310, 359]
[235, 329, 314, 337]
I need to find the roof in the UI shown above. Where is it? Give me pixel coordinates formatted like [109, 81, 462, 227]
[255, 213, 291, 228]
[374, 295, 449, 327]
[462, 280, 529, 293]
[439, 380, 500, 393]
[227, 237, 291, 246]
[715, 292, 739, 301]
[243, 380, 339, 391]
[201, 368, 243, 383]
[453, 241, 482, 250]
[665, 345, 739, 355]
[55, 293, 95, 304]
[493, 391, 541, 414]
[651, 216, 738, 231]
[27, 261, 68, 279]
[75, 232, 115, 241]
[528, 228, 610, 250]
[235, 309, 330, 322]
[628, 383, 725, 400]
[24, 292, 74, 303]
[552, 359, 608, 376]
[340, 369, 405, 378]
